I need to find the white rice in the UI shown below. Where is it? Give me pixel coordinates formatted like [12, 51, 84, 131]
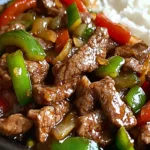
[98, 0, 150, 45]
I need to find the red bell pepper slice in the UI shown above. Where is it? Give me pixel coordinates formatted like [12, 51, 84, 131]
[60, 0, 88, 12]
[55, 29, 69, 53]
[95, 13, 131, 45]
[0, 0, 36, 27]
[137, 101, 150, 125]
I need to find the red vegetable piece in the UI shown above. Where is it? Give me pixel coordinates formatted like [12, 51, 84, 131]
[55, 29, 69, 53]
[137, 101, 150, 125]
[60, 0, 88, 12]
[95, 13, 131, 45]
[142, 81, 150, 99]
[0, 0, 36, 27]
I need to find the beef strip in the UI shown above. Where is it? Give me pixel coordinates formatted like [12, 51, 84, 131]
[123, 57, 143, 73]
[28, 100, 69, 142]
[25, 60, 49, 84]
[53, 27, 116, 84]
[140, 123, 150, 144]
[38, 0, 65, 17]
[75, 76, 94, 115]
[91, 76, 137, 129]
[77, 110, 112, 147]
[0, 114, 32, 136]
[0, 23, 25, 35]
[115, 42, 150, 73]
[33, 77, 79, 105]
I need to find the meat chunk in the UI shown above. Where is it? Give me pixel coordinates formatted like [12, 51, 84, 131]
[25, 60, 49, 84]
[0, 23, 25, 35]
[123, 57, 143, 73]
[33, 78, 78, 105]
[91, 76, 137, 129]
[39, 0, 65, 17]
[140, 124, 150, 144]
[77, 110, 112, 147]
[75, 76, 94, 115]
[115, 42, 150, 73]
[28, 100, 69, 142]
[0, 114, 32, 136]
[53, 27, 115, 83]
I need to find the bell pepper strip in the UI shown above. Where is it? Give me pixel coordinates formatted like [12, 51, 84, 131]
[116, 126, 134, 150]
[137, 101, 150, 125]
[55, 29, 70, 53]
[82, 25, 94, 41]
[95, 56, 125, 78]
[60, 0, 88, 12]
[51, 137, 99, 150]
[125, 85, 146, 114]
[114, 72, 140, 89]
[67, 3, 82, 31]
[0, 30, 46, 61]
[6, 50, 32, 106]
[95, 13, 131, 45]
[0, 0, 36, 27]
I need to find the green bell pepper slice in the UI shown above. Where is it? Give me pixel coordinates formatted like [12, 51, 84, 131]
[51, 137, 99, 150]
[6, 50, 32, 106]
[67, 3, 82, 31]
[0, 30, 46, 61]
[116, 126, 134, 150]
[114, 72, 140, 89]
[125, 85, 146, 113]
[95, 56, 125, 78]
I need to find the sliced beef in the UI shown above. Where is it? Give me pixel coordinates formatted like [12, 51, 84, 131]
[25, 60, 49, 84]
[0, 23, 25, 35]
[28, 100, 69, 142]
[33, 77, 79, 105]
[140, 124, 150, 144]
[77, 110, 112, 147]
[38, 0, 65, 17]
[75, 76, 94, 115]
[0, 114, 32, 136]
[123, 57, 143, 73]
[53, 27, 116, 83]
[91, 76, 137, 129]
[115, 42, 150, 73]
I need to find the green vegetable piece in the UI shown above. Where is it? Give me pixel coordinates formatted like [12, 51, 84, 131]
[114, 72, 140, 89]
[67, 3, 81, 31]
[82, 25, 94, 41]
[95, 56, 125, 78]
[51, 137, 99, 150]
[125, 85, 146, 113]
[116, 126, 134, 150]
[26, 138, 35, 148]
[0, 30, 46, 61]
[6, 50, 32, 106]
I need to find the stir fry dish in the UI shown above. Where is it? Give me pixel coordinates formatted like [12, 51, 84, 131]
[0, 0, 150, 150]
